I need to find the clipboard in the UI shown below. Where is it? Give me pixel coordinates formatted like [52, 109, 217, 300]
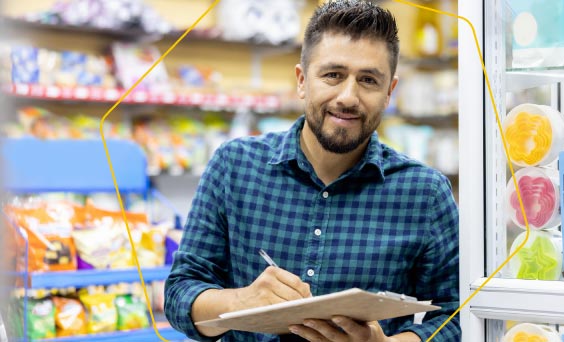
[195, 288, 440, 335]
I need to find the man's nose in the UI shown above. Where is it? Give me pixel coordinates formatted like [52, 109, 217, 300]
[336, 77, 360, 108]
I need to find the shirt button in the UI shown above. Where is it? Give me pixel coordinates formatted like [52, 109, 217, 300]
[307, 269, 315, 277]
[322, 191, 329, 198]
[314, 229, 321, 236]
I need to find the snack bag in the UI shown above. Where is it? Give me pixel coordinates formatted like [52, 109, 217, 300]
[53, 296, 87, 337]
[139, 225, 166, 267]
[10, 45, 39, 84]
[27, 297, 56, 340]
[73, 203, 163, 269]
[4, 201, 81, 272]
[79, 292, 117, 334]
[17, 107, 57, 139]
[115, 294, 149, 331]
[111, 42, 170, 92]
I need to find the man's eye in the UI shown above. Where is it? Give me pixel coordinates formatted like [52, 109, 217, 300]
[325, 72, 340, 79]
[362, 76, 377, 84]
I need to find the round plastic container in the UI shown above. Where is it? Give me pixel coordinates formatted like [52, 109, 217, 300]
[502, 103, 564, 167]
[508, 230, 563, 281]
[503, 322, 561, 342]
[505, 167, 560, 230]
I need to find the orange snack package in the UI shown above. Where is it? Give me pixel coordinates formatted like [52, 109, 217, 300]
[4, 201, 83, 272]
[52, 296, 87, 337]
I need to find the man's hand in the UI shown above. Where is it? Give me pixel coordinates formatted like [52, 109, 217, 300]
[288, 316, 421, 342]
[232, 266, 312, 311]
[192, 266, 311, 337]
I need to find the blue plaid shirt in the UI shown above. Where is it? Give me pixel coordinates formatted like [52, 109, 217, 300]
[165, 116, 460, 341]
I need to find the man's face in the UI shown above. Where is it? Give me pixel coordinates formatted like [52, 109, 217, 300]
[296, 33, 398, 154]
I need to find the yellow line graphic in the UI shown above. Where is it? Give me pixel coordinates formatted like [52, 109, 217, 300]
[99, 1, 220, 341]
[98, 0, 533, 341]
[392, 1, 531, 340]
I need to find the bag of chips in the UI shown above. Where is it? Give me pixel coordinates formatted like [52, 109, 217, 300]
[26, 297, 56, 340]
[52, 296, 87, 337]
[79, 291, 117, 334]
[115, 294, 149, 331]
[4, 201, 82, 272]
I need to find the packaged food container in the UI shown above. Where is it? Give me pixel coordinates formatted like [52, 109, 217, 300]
[503, 103, 564, 167]
[506, 167, 560, 230]
[508, 230, 562, 281]
[503, 322, 561, 342]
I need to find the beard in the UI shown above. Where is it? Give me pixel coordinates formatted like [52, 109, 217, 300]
[305, 104, 378, 154]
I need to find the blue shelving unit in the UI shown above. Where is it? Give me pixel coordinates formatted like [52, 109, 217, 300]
[40, 326, 190, 342]
[28, 266, 172, 289]
[2, 138, 148, 193]
[1, 138, 185, 342]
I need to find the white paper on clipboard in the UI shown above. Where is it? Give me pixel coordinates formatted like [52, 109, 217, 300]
[197, 288, 440, 335]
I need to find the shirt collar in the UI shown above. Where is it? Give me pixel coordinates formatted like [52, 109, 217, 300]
[268, 116, 305, 166]
[268, 116, 385, 180]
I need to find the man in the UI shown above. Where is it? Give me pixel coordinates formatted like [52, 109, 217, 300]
[165, 1, 460, 341]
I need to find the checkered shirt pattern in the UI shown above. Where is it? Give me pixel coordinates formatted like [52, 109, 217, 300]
[165, 116, 460, 342]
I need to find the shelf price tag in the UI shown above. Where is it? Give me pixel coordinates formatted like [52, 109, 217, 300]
[74, 87, 88, 99]
[191, 93, 204, 105]
[216, 94, 228, 106]
[132, 91, 149, 103]
[14, 83, 30, 95]
[61, 87, 73, 98]
[162, 93, 176, 104]
[90, 87, 104, 101]
[45, 86, 61, 98]
[241, 95, 254, 107]
[104, 89, 120, 101]
[30, 84, 43, 97]
[176, 94, 190, 105]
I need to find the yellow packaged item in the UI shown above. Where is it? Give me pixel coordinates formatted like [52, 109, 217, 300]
[79, 292, 117, 334]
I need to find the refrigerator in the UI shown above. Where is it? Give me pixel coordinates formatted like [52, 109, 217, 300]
[459, 0, 564, 341]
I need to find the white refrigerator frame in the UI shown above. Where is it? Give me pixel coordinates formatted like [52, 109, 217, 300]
[459, 0, 564, 341]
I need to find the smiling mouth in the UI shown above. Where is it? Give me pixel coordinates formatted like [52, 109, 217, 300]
[328, 111, 359, 120]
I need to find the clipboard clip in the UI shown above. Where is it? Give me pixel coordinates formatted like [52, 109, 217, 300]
[376, 291, 417, 302]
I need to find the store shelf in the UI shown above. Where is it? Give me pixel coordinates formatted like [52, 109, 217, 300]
[395, 112, 458, 127]
[0, 16, 162, 42]
[2, 83, 281, 112]
[27, 266, 172, 289]
[469, 277, 564, 325]
[400, 55, 458, 69]
[0, 16, 300, 49]
[506, 69, 564, 92]
[39, 323, 192, 342]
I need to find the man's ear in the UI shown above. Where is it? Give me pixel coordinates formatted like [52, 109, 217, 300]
[295, 64, 306, 99]
[386, 76, 399, 106]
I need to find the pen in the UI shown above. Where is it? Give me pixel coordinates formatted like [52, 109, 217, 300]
[259, 248, 278, 268]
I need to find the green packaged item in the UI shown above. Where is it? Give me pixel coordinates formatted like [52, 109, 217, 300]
[115, 294, 149, 331]
[27, 298, 56, 340]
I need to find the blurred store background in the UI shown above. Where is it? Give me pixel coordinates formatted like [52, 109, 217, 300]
[0, 1, 459, 341]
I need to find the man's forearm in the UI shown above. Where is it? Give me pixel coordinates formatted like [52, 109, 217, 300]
[391, 332, 421, 342]
[191, 288, 239, 337]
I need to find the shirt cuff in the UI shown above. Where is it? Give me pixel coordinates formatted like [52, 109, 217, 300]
[168, 282, 225, 342]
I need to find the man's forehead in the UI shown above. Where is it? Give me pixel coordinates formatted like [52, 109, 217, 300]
[310, 33, 391, 74]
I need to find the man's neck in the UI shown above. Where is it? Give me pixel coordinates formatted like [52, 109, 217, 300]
[300, 123, 367, 186]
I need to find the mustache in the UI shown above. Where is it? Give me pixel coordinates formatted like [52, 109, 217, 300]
[324, 106, 363, 117]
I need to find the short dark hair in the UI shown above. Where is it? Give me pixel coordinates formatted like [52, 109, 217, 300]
[301, 0, 400, 80]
